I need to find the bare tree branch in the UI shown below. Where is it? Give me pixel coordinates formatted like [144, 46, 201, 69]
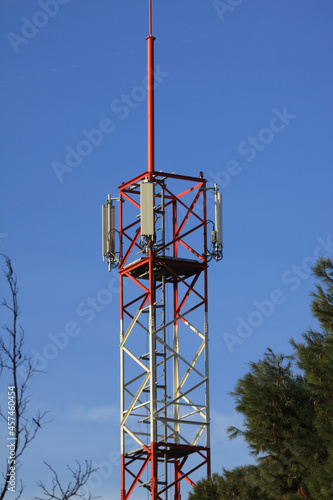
[34, 461, 100, 500]
[1, 256, 97, 500]
[0, 255, 47, 499]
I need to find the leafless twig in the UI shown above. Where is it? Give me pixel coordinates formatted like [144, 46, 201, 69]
[34, 460, 100, 500]
[0, 255, 47, 499]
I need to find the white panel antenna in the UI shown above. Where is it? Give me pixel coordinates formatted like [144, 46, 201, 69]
[213, 186, 223, 261]
[215, 191, 222, 247]
[140, 181, 154, 238]
[102, 195, 116, 270]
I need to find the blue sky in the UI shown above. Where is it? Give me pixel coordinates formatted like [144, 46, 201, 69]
[0, 0, 332, 498]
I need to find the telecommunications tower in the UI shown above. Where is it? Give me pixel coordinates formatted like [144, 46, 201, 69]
[102, 1, 223, 498]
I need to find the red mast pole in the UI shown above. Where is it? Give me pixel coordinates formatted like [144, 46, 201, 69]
[147, 0, 155, 178]
[147, 4, 157, 498]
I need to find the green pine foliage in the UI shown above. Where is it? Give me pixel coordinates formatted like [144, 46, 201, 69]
[189, 257, 333, 499]
[227, 350, 316, 499]
[187, 473, 219, 499]
[291, 257, 333, 498]
[188, 467, 264, 500]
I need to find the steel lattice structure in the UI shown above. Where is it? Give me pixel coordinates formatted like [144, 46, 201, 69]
[119, 171, 211, 499]
[102, 2, 222, 498]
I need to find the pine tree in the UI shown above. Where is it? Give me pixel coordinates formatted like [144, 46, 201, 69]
[188, 466, 265, 500]
[189, 258, 333, 499]
[227, 349, 315, 499]
[291, 257, 333, 498]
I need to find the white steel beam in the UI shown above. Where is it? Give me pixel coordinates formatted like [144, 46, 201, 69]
[120, 308, 143, 347]
[178, 341, 205, 392]
[123, 346, 150, 373]
[123, 425, 148, 450]
[154, 379, 207, 416]
[155, 334, 205, 379]
[121, 373, 150, 426]
[181, 318, 205, 340]
[192, 425, 205, 446]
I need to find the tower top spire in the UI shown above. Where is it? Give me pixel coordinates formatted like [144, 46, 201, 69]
[147, 0, 155, 175]
[149, 0, 152, 37]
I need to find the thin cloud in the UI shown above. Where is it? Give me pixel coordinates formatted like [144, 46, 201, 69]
[63, 405, 119, 423]
[210, 408, 254, 470]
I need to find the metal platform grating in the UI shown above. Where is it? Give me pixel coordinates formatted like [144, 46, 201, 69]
[122, 255, 205, 280]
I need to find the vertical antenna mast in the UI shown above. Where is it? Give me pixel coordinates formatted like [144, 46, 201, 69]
[147, 0, 155, 176]
[105, 2, 223, 497]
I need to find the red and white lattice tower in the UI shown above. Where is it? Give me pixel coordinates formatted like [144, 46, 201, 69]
[102, 2, 222, 498]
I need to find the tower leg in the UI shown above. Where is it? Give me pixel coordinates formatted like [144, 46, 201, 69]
[120, 452, 126, 499]
[151, 442, 158, 499]
[174, 460, 181, 500]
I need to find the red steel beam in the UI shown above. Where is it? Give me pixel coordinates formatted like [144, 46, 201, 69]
[161, 183, 204, 224]
[153, 171, 207, 183]
[176, 272, 201, 316]
[118, 172, 148, 191]
[124, 455, 150, 500]
[121, 218, 140, 234]
[179, 238, 205, 261]
[118, 228, 141, 270]
[120, 190, 141, 210]
[156, 260, 206, 306]
[176, 188, 203, 237]
[119, 171, 206, 194]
